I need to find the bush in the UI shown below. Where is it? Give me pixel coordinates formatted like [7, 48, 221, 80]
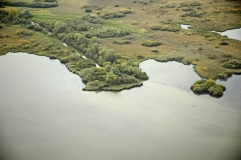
[18, 10, 32, 19]
[2, 1, 58, 8]
[16, 30, 33, 37]
[88, 28, 129, 38]
[33, 25, 43, 31]
[85, 9, 92, 13]
[141, 40, 162, 47]
[118, 8, 134, 14]
[223, 59, 241, 69]
[112, 40, 131, 44]
[181, 11, 203, 18]
[104, 49, 116, 63]
[180, 2, 201, 7]
[150, 24, 180, 32]
[53, 21, 67, 34]
[220, 41, 229, 45]
[190, 79, 226, 97]
[97, 10, 125, 19]
[222, 54, 232, 58]
[208, 84, 226, 96]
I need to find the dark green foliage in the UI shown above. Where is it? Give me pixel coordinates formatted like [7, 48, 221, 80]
[150, 24, 180, 32]
[0, 8, 32, 25]
[181, 11, 203, 18]
[220, 41, 229, 45]
[182, 8, 193, 12]
[97, 10, 125, 19]
[33, 25, 43, 31]
[104, 49, 116, 63]
[141, 40, 162, 47]
[81, 14, 101, 24]
[53, 21, 67, 34]
[2, 1, 58, 8]
[190, 79, 226, 97]
[208, 84, 226, 96]
[87, 28, 129, 38]
[85, 9, 92, 13]
[80, 68, 95, 82]
[167, 56, 184, 62]
[223, 59, 241, 69]
[222, 54, 232, 58]
[113, 40, 131, 44]
[26, 24, 35, 30]
[18, 10, 33, 19]
[180, 1, 201, 7]
[137, 55, 144, 59]
[151, 50, 159, 53]
[165, 5, 175, 8]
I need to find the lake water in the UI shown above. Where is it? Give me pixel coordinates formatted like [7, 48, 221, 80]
[216, 28, 241, 41]
[0, 53, 241, 160]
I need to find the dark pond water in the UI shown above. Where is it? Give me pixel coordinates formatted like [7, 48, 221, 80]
[0, 53, 241, 160]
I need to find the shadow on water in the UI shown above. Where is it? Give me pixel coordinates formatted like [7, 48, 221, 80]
[0, 53, 241, 160]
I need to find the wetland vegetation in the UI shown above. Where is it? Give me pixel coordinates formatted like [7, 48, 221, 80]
[0, 0, 241, 96]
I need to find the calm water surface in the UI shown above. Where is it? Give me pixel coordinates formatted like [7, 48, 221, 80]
[0, 53, 241, 160]
[217, 28, 241, 41]
[212, 28, 241, 41]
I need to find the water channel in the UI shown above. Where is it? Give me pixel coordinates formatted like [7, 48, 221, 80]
[0, 53, 240, 160]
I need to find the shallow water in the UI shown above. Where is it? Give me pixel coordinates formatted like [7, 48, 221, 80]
[0, 53, 241, 160]
[213, 28, 241, 41]
[180, 24, 192, 30]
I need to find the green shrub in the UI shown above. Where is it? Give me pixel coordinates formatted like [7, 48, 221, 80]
[2, 1, 58, 8]
[33, 25, 43, 31]
[137, 55, 144, 59]
[118, 8, 134, 14]
[97, 10, 125, 19]
[223, 59, 241, 69]
[220, 41, 229, 45]
[190, 79, 225, 97]
[182, 8, 193, 12]
[150, 24, 180, 32]
[141, 40, 162, 47]
[151, 50, 159, 53]
[85, 9, 92, 13]
[180, 2, 201, 7]
[208, 84, 226, 96]
[113, 40, 131, 44]
[53, 21, 67, 34]
[222, 53, 232, 58]
[181, 11, 203, 18]
[88, 28, 129, 38]
[18, 10, 32, 19]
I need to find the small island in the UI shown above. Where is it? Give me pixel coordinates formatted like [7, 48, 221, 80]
[0, 0, 241, 96]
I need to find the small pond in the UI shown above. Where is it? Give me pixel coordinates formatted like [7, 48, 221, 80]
[180, 24, 192, 30]
[0, 53, 240, 160]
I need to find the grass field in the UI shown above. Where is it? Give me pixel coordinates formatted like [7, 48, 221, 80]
[0, 0, 241, 93]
